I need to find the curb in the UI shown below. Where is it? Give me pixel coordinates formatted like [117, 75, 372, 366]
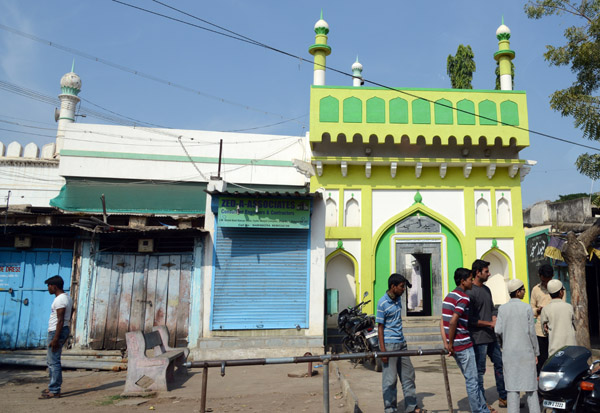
[331, 361, 362, 413]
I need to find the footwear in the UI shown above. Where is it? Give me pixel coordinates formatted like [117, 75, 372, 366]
[41, 389, 50, 395]
[38, 392, 60, 399]
[487, 405, 498, 413]
[498, 398, 507, 407]
[409, 408, 428, 413]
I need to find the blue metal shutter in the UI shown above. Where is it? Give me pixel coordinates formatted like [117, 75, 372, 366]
[211, 227, 309, 330]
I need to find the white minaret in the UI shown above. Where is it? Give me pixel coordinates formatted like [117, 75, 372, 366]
[55, 62, 82, 156]
[308, 11, 331, 86]
[352, 56, 363, 87]
[494, 18, 515, 91]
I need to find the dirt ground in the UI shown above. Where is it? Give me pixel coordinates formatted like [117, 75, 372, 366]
[0, 363, 349, 413]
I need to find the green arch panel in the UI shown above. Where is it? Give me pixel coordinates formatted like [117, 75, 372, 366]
[366, 97, 385, 123]
[478, 100, 497, 125]
[457, 99, 476, 125]
[500, 100, 519, 126]
[372, 213, 463, 311]
[343, 97, 362, 123]
[412, 99, 431, 124]
[434, 98, 453, 125]
[319, 96, 339, 123]
[389, 98, 408, 124]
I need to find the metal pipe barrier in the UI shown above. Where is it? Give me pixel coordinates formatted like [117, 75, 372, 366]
[186, 348, 452, 413]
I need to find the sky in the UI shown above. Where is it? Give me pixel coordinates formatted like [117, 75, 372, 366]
[0, 0, 598, 208]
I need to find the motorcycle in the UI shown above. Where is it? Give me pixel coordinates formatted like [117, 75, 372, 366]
[337, 292, 382, 372]
[539, 345, 600, 412]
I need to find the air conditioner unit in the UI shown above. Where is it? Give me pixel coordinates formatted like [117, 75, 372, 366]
[138, 239, 154, 252]
[14, 235, 32, 248]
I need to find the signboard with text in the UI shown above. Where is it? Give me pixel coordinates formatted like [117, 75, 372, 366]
[0, 263, 22, 289]
[217, 197, 310, 229]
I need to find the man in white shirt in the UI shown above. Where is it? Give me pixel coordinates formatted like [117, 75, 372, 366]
[40, 275, 72, 399]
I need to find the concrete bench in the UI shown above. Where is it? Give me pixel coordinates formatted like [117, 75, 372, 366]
[122, 326, 189, 395]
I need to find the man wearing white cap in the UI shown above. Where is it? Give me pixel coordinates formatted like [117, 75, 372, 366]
[540, 280, 577, 356]
[495, 279, 540, 413]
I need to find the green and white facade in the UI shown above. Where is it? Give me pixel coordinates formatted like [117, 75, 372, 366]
[309, 16, 533, 319]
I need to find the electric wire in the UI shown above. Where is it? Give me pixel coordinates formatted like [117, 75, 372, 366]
[0, 23, 306, 126]
[117, 0, 600, 153]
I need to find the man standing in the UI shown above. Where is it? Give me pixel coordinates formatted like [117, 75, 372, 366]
[530, 264, 561, 373]
[39, 275, 72, 399]
[495, 279, 540, 413]
[441, 268, 490, 413]
[377, 273, 427, 413]
[468, 259, 507, 408]
[540, 280, 576, 357]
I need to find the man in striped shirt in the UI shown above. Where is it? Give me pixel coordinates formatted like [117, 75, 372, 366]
[440, 268, 490, 413]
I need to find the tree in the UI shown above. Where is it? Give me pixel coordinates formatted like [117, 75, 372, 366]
[495, 61, 515, 90]
[526, 0, 600, 349]
[447, 45, 476, 89]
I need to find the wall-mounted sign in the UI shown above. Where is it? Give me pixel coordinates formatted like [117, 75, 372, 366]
[218, 197, 310, 229]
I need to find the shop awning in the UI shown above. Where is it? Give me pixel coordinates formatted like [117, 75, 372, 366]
[50, 178, 207, 215]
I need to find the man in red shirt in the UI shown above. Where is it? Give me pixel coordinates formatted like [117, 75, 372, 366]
[440, 268, 490, 413]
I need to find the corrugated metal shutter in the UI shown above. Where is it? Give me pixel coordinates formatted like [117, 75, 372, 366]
[212, 227, 309, 330]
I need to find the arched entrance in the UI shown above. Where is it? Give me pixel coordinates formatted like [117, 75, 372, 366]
[482, 249, 512, 306]
[325, 252, 356, 328]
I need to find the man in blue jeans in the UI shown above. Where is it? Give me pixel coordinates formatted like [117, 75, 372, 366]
[377, 273, 427, 413]
[441, 268, 490, 413]
[39, 275, 72, 399]
[468, 259, 507, 409]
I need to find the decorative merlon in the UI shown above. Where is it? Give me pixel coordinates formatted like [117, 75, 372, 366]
[341, 161, 348, 177]
[439, 163, 447, 179]
[390, 162, 397, 178]
[415, 162, 423, 179]
[315, 161, 323, 176]
[486, 164, 497, 179]
[365, 162, 371, 178]
[508, 164, 519, 178]
[463, 163, 472, 178]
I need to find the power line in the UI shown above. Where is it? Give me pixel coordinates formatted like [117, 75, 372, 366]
[0, 23, 306, 126]
[117, 0, 600, 153]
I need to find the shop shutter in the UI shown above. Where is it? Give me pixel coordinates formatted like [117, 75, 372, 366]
[212, 227, 309, 330]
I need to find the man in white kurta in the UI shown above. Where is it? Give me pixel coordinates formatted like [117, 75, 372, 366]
[495, 279, 540, 413]
[540, 279, 577, 357]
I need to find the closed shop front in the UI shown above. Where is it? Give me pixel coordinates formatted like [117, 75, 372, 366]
[210, 194, 312, 331]
[0, 248, 73, 349]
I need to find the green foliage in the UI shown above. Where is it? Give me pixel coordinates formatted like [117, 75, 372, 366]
[525, 1, 600, 179]
[556, 192, 591, 201]
[447, 44, 476, 89]
[495, 61, 515, 90]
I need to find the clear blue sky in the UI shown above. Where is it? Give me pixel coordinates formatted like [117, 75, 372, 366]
[1, 1, 598, 208]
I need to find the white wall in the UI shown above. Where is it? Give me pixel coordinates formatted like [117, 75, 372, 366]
[59, 124, 308, 186]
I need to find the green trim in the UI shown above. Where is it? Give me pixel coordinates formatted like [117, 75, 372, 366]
[496, 33, 511, 41]
[311, 85, 526, 94]
[314, 27, 329, 35]
[309, 44, 332, 54]
[59, 149, 294, 167]
[60, 86, 80, 95]
[494, 49, 515, 59]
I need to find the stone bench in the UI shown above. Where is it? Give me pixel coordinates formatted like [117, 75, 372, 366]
[122, 326, 189, 395]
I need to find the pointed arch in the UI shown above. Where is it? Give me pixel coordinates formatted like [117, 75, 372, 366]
[326, 249, 359, 309]
[325, 197, 338, 227]
[481, 247, 514, 305]
[345, 197, 360, 227]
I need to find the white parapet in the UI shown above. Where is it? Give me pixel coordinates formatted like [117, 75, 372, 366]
[6, 141, 22, 157]
[23, 143, 40, 158]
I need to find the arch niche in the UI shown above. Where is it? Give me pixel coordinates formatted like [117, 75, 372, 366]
[482, 248, 512, 306]
[325, 250, 357, 328]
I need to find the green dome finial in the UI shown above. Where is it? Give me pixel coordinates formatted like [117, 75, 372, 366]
[337, 239, 344, 250]
[71, 59, 75, 73]
[320, 9, 323, 20]
[413, 191, 423, 204]
[492, 239, 498, 249]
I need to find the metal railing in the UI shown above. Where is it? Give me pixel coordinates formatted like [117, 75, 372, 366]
[186, 348, 453, 413]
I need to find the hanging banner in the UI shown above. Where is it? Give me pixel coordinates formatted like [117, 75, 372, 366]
[217, 197, 310, 229]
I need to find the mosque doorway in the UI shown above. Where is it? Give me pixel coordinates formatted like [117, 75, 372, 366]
[396, 242, 442, 317]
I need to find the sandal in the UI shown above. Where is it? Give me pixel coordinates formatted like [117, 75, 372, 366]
[41, 389, 50, 395]
[410, 409, 428, 413]
[38, 392, 60, 399]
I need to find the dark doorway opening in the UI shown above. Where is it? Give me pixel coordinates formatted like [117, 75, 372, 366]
[406, 253, 432, 317]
